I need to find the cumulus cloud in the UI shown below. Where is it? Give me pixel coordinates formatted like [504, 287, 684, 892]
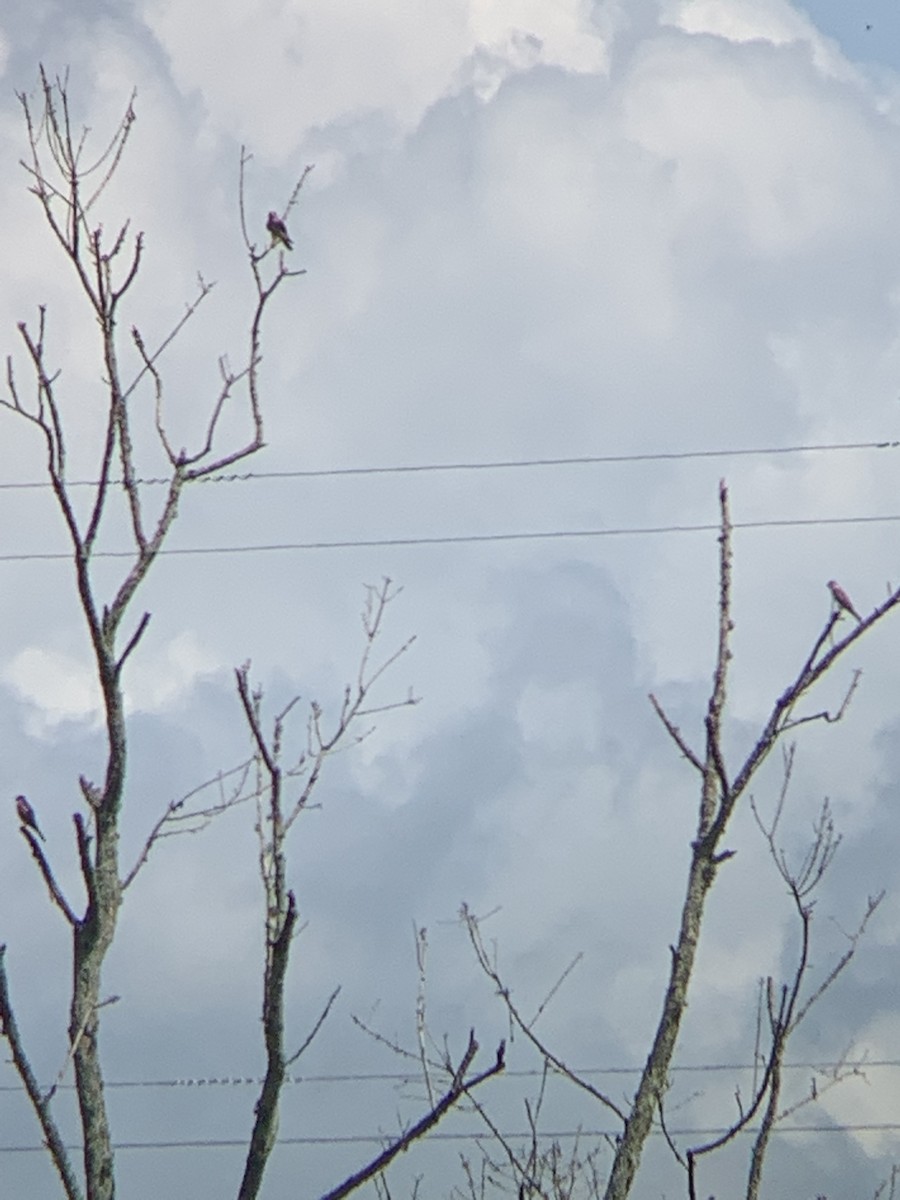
[3, 632, 221, 734]
[2, 1, 900, 1196]
[136, 0, 609, 161]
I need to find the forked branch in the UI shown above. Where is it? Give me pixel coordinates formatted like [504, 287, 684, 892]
[319, 1032, 506, 1200]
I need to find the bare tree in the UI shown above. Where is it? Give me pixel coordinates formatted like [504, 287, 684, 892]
[674, 774, 881, 1200]
[0, 64, 301, 1200]
[0, 68, 505, 1200]
[463, 481, 900, 1200]
[232, 581, 505, 1200]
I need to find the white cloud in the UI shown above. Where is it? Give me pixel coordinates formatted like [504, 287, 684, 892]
[3, 632, 221, 733]
[126, 630, 223, 712]
[3, 2, 900, 1196]
[821, 1010, 900, 1157]
[137, 0, 609, 159]
[664, 0, 876, 87]
[666, 0, 815, 44]
[3, 645, 99, 731]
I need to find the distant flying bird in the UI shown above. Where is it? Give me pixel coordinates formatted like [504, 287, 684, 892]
[828, 579, 862, 622]
[266, 211, 293, 250]
[15, 793, 45, 841]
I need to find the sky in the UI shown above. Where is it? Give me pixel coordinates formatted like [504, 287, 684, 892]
[1, 0, 900, 1197]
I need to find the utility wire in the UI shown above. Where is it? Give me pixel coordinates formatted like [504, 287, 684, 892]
[2, 1058, 896, 1093]
[2, 511, 900, 563]
[1, 1122, 897, 1155]
[0, 438, 897, 491]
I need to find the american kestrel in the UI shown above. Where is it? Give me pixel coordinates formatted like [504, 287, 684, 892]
[828, 579, 862, 622]
[266, 211, 293, 251]
[15, 793, 45, 841]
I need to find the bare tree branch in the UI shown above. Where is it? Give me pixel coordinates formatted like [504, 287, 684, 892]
[236, 581, 420, 1198]
[682, 774, 884, 1200]
[415, 925, 437, 1107]
[121, 759, 256, 890]
[18, 826, 78, 925]
[649, 694, 704, 772]
[287, 985, 342, 1066]
[462, 904, 627, 1124]
[0, 945, 83, 1200]
[319, 1032, 506, 1200]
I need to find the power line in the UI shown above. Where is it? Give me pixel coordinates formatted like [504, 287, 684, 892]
[3, 1059, 897, 1094]
[0, 438, 897, 491]
[3, 1066, 894, 1153]
[2, 511, 900, 563]
[2, 1122, 898, 1155]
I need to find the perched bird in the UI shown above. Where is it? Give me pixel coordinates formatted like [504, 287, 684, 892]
[15, 793, 45, 841]
[266, 211, 293, 251]
[828, 579, 862, 622]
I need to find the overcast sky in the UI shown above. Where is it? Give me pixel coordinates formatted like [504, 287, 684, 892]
[2, 1, 900, 1197]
